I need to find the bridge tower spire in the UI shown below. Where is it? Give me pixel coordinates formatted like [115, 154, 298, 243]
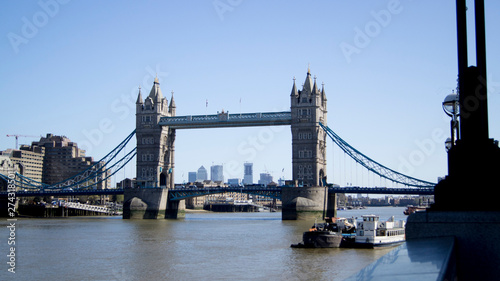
[290, 68, 327, 187]
[135, 77, 175, 188]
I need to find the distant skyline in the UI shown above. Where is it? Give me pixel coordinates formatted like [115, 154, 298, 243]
[185, 162, 278, 185]
[1, 1, 499, 187]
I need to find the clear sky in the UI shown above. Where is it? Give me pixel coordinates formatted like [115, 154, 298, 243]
[1, 0, 499, 187]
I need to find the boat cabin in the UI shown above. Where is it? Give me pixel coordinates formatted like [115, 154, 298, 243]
[357, 215, 405, 237]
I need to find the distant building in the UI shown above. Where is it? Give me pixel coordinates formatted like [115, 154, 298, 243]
[0, 134, 109, 189]
[0, 145, 45, 184]
[258, 172, 273, 185]
[211, 164, 224, 182]
[278, 178, 285, 186]
[197, 166, 208, 181]
[188, 171, 197, 183]
[243, 163, 253, 185]
[228, 178, 241, 187]
[185, 181, 230, 209]
[30, 134, 109, 189]
[0, 156, 19, 191]
[117, 178, 134, 188]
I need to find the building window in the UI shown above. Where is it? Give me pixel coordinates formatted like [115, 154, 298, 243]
[142, 137, 154, 144]
[298, 132, 313, 140]
[299, 150, 312, 158]
[299, 109, 311, 116]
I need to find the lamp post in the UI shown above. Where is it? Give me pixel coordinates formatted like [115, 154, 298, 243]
[442, 92, 459, 150]
[444, 138, 452, 152]
[432, 0, 500, 211]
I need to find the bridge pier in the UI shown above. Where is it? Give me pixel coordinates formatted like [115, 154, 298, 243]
[123, 188, 169, 219]
[123, 188, 185, 219]
[282, 186, 332, 220]
[165, 199, 185, 219]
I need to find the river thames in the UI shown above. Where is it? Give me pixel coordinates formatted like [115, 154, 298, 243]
[2, 207, 406, 280]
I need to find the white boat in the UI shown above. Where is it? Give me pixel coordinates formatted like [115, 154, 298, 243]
[354, 214, 405, 248]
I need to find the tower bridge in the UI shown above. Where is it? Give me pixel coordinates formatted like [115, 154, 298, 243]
[128, 68, 330, 219]
[124, 68, 434, 220]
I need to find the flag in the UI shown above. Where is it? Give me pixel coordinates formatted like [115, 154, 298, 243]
[206, 99, 208, 107]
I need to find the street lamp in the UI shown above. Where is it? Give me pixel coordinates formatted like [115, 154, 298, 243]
[442, 92, 458, 117]
[442, 92, 459, 150]
[445, 137, 453, 152]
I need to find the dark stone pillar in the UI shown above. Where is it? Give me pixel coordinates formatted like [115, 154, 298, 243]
[165, 199, 185, 219]
[123, 188, 168, 219]
[282, 186, 326, 220]
[326, 191, 337, 218]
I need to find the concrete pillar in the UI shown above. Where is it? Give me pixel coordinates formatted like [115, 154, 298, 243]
[123, 188, 169, 219]
[281, 186, 326, 220]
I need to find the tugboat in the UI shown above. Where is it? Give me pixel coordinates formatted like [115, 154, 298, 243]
[291, 217, 344, 248]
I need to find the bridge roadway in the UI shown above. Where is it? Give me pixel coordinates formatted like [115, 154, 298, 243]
[0, 186, 433, 198]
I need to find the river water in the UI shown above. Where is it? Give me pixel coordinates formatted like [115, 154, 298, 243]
[2, 207, 407, 280]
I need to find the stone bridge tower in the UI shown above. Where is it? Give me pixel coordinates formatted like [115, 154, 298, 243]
[135, 77, 176, 188]
[290, 68, 327, 187]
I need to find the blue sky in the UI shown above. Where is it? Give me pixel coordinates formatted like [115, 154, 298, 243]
[1, 0, 499, 187]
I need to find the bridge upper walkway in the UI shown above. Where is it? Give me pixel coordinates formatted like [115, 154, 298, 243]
[158, 111, 291, 129]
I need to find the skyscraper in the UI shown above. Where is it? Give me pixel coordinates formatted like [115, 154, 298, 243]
[188, 172, 197, 183]
[211, 164, 224, 182]
[197, 166, 207, 181]
[258, 172, 273, 185]
[243, 162, 253, 185]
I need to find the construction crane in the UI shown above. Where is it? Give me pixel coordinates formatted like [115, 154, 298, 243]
[6, 135, 38, 149]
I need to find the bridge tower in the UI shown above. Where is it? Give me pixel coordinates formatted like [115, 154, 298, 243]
[290, 68, 327, 186]
[135, 77, 176, 189]
[283, 68, 332, 220]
